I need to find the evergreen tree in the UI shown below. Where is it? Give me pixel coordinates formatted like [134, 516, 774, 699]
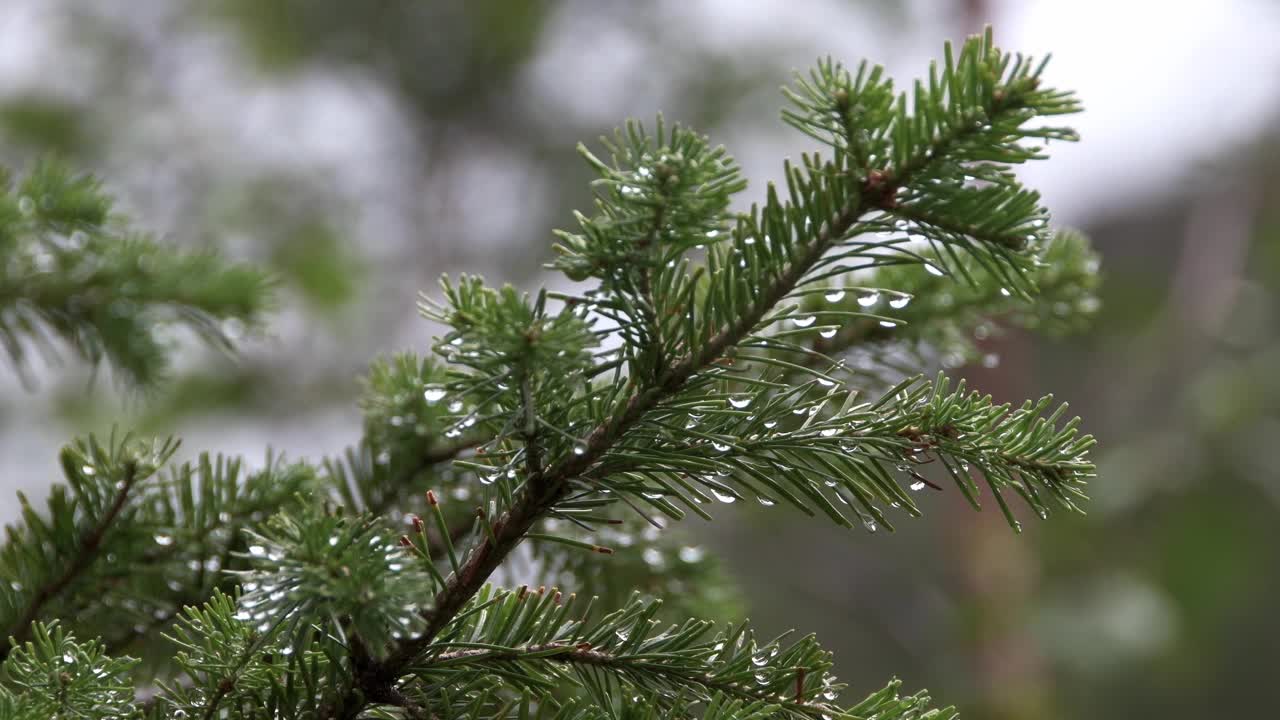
[0, 29, 1099, 719]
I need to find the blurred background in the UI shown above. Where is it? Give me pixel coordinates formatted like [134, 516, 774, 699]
[2, 0, 1279, 718]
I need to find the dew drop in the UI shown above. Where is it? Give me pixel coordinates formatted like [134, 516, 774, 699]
[679, 546, 705, 563]
[878, 320, 899, 328]
[573, 441, 587, 456]
[728, 395, 752, 409]
[279, 645, 294, 656]
[18, 196, 35, 215]
[824, 290, 846, 302]
[888, 295, 911, 309]
[820, 428, 839, 437]
[81, 464, 96, 476]
[924, 263, 945, 277]
[910, 480, 927, 492]
[710, 441, 731, 453]
[390, 415, 404, 427]
[153, 533, 174, 547]
[763, 420, 778, 429]
[999, 287, 1012, 297]
[711, 488, 737, 503]
[982, 353, 1000, 369]
[221, 317, 245, 340]
[248, 545, 267, 557]
[755, 671, 771, 685]
[423, 386, 447, 404]
[857, 292, 880, 308]
[791, 315, 817, 328]
[862, 517, 878, 533]
[819, 328, 838, 339]
[62, 652, 74, 664]
[447, 399, 464, 413]
[757, 496, 776, 507]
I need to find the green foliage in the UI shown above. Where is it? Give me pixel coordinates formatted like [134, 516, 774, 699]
[0, 157, 274, 387]
[0, 29, 1099, 720]
[0, 621, 139, 719]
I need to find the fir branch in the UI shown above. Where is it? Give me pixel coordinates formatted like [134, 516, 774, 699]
[0, 462, 137, 663]
[0, 158, 273, 388]
[325, 32, 1084, 718]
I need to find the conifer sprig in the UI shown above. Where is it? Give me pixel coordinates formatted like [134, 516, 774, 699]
[323, 29, 1091, 718]
[0, 29, 1097, 720]
[0, 158, 273, 388]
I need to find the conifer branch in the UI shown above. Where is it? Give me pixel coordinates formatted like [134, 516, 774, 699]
[352, 33, 1071, 715]
[1, 460, 139, 663]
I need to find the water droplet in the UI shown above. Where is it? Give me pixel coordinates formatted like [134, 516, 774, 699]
[910, 480, 926, 492]
[679, 546, 706, 563]
[573, 441, 587, 456]
[820, 428, 839, 437]
[823, 689, 839, 701]
[862, 517, 878, 532]
[755, 671, 771, 685]
[791, 315, 817, 328]
[153, 533, 174, 547]
[447, 399, 464, 413]
[390, 415, 404, 427]
[642, 548, 664, 567]
[62, 652, 74, 664]
[728, 395, 752, 409]
[924, 263, 945, 277]
[614, 628, 630, 642]
[763, 420, 778, 429]
[711, 488, 737, 503]
[18, 196, 35, 215]
[81, 464, 95, 476]
[982, 353, 1000, 368]
[999, 287, 1012, 297]
[423, 386, 447, 404]
[819, 328, 838, 339]
[221, 317, 245, 340]
[279, 645, 294, 656]
[710, 441, 731, 453]
[757, 496, 776, 506]
[888, 295, 911, 309]
[328, 536, 340, 546]
[878, 320, 899, 328]
[480, 472, 498, 486]
[825, 290, 846, 302]
[857, 291, 880, 307]
[248, 545, 267, 557]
